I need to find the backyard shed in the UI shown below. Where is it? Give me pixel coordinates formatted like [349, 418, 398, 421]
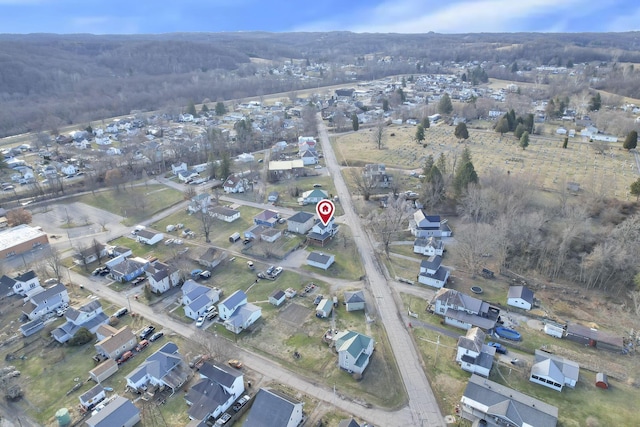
[89, 358, 118, 383]
[229, 232, 241, 243]
[596, 373, 609, 389]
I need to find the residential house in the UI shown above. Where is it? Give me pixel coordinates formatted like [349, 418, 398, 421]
[254, 210, 279, 227]
[22, 283, 70, 320]
[413, 237, 444, 256]
[455, 327, 495, 378]
[185, 362, 244, 422]
[125, 342, 191, 393]
[298, 188, 328, 205]
[409, 210, 453, 238]
[172, 162, 188, 175]
[417, 255, 450, 289]
[300, 150, 318, 165]
[145, 261, 181, 294]
[363, 164, 392, 188]
[507, 285, 534, 311]
[178, 169, 200, 183]
[3, 270, 43, 298]
[530, 350, 580, 392]
[135, 229, 164, 246]
[307, 218, 338, 247]
[223, 174, 245, 193]
[431, 288, 500, 331]
[188, 193, 212, 214]
[287, 212, 315, 234]
[209, 205, 241, 223]
[334, 330, 374, 375]
[269, 290, 286, 307]
[74, 244, 108, 266]
[260, 228, 282, 243]
[19, 318, 45, 337]
[244, 224, 269, 241]
[218, 290, 262, 334]
[306, 252, 335, 270]
[338, 419, 361, 427]
[344, 291, 365, 312]
[85, 396, 141, 427]
[109, 257, 149, 282]
[51, 300, 109, 343]
[460, 374, 558, 427]
[79, 384, 106, 410]
[60, 164, 76, 176]
[182, 279, 221, 320]
[316, 298, 333, 318]
[196, 248, 225, 270]
[95, 324, 118, 341]
[95, 326, 137, 359]
[244, 388, 304, 427]
[89, 359, 119, 384]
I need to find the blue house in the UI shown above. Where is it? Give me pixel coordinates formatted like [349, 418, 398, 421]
[109, 257, 149, 282]
[254, 210, 279, 228]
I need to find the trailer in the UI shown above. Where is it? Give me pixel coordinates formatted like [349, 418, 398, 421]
[543, 321, 565, 338]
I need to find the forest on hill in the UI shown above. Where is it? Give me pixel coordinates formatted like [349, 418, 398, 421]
[2, 31, 640, 137]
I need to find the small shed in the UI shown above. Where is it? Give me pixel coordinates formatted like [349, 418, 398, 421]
[316, 298, 333, 318]
[269, 290, 286, 307]
[229, 232, 241, 243]
[596, 373, 609, 389]
[89, 358, 118, 383]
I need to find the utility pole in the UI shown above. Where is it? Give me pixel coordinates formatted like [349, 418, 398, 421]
[435, 335, 440, 365]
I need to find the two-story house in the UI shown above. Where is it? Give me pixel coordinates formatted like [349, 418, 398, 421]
[1, 270, 43, 298]
[455, 327, 495, 378]
[409, 210, 452, 238]
[363, 163, 392, 188]
[185, 361, 245, 422]
[218, 290, 262, 334]
[74, 243, 108, 266]
[182, 280, 221, 320]
[125, 342, 191, 394]
[223, 174, 245, 193]
[51, 300, 109, 343]
[145, 261, 181, 294]
[334, 330, 374, 375]
[417, 255, 450, 289]
[22, 283, 69, 320]
[95, 326, 137, 359]
[413, 237, 444, 256]
[187, 193, 212, 214]
[307, 217, 339, 247]
[431, 288, 500, 331]
[287, 211, 315, 235]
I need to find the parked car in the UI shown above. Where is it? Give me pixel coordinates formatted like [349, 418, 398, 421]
[56, 307, 67, 317]
[114, 307, 128, 318]
[135, 340, 149, 352]
[228, 359, 243, 369]
[140, 325, 156, 340]
[206, 311, 218, 321]
[313, 183, 322, 188]
[215, 413, 231, 426]
[196, 316, 205, 328]
[149, 331, 164, 342]
[117, 351, 134, 365]
[232, 395, 250, 412]
[190, 269, 203, 278]
[199, 270, 211, 279]
[488, 342, 508, 354]
[272, 266, 283, 277]
[313, 295, 323, 305]
[265, 266, 275, 276]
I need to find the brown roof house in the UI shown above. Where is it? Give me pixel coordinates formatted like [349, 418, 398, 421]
[95, 326, 137, 359]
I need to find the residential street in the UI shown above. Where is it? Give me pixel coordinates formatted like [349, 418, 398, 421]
[316, 114, 446, 426]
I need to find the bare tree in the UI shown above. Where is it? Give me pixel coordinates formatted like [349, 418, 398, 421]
[92, 238, 105, 266]
[192, 195, 215, 243]
[44, 247, 64, 282]
[373, 119, 386, 150]
[349, 169, 376, 201]
[366, 194, 413, 256]
[193, 329, 233, 361]
[451, 222, 496, 276]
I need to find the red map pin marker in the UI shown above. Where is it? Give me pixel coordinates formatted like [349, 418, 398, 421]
[316, 199, 335, 226]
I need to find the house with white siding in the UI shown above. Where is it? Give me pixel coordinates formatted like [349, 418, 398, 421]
[334, 330, 374, 375]
[455, 327, 495, 378]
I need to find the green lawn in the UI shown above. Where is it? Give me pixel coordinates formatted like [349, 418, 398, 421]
[301, 226, 364, 281]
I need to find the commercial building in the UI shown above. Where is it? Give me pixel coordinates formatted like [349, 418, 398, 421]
[0, 224, 48, 258]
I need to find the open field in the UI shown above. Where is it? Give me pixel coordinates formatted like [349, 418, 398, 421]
[333, 123, 639, 198]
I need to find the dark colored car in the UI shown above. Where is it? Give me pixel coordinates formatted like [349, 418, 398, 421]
[313, 295, 324, 305]
[488, 341, 508, 354]
[149, 331, 164, 342]
[140, 325, 156, 340]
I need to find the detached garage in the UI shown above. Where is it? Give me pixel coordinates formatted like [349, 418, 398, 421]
[507, 285, 534, 311]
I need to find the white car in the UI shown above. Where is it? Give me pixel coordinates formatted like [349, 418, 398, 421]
[196, 316, 205, 328]
[273, 266, 283, 277]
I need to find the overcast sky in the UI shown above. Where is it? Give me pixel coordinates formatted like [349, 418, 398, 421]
[1, 0, 638, 34]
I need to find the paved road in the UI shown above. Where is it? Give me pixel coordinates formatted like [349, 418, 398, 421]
[316, 114, 445, 426]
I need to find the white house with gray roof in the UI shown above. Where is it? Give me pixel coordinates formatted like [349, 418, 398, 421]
[1, 270, 43, 298]
[218, 290, 262, 334]
[306, 252, 335, 270]
[413, 237, 444, 256]
[287, 211, 315, 234]
[529, 349, 579, 392]
[79, 384, 106, 410]
[507, 285, 535, 311]
[417, 255, 450, 289]
[85, 395, 140, 427]
[181, 279, 221, 320]
[185, 361, 244, 421]
[334, 330, 374, 375]
[145, 261, 181, 294]
[460, 374, 558, 427]
[456, 327, 495, 378]
[344, 290, 365, 312]
[244, 388, 303, 427]
[125, 342, 191, 393]
[22, 282, 69, 320]
[52, 300, 109, 343]
[431, 288, 500, 331]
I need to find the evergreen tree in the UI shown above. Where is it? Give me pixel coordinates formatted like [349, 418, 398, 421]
[215, 101, 227, 116]
[438, 93, 453, 115]
[186, 100, 197, 117]
[454, 161, 478, 195]
[495, 116, 510, 136]
[519, 131, 530, 150]
[397, 88, 406, 103]
[200, 104, 209, 115]
[631, 177, 640, 200]
[511, 62, 519, 73]
[523, 113, 535, 133]
[562, 137, 568, 149]
[436, 153, 447, 176]
[623, 130, 638, 150]
[567, 59, 574, 68]
[423, 154, 435, 177]
[382, 99, 389, 112]
[507, 109, 517, 131]
[454, 122, 469, 141]
[589, 93, 601, 111]
[351, 113, 359, 131]
[401, 76, 407, 88]
[422, 116, 430, 129]
[461, 73, 467, 82]
[514, 123, 526, 139]
[460, 146, 472, 167]
[415, 124, 425, 144]
[219, 150, 231, 180]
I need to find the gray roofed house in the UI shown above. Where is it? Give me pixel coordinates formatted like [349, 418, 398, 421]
[460, 374, 558, 427]
[287, 211, 315, 235]
[125, 342, 191, 393]
[185, 361, 244, 422]
[269, 289, 286, 306]
[197, 247, 225, 269]
[432, 288, 500, 331]
[224, 303, 262, 334]
[79, 384, 106, 410]
[455, 327, 495, 377]
[243, 388, 304, 427]
[22, 282, 70, 320]
[20, 318, 45, 337]
[344, 290, 365, 312]
[507, 285, 535, 311]
[337, 419, 361, 427]
[530, 349, 580, 392]
[218, 290, 247, 320]
[417, 255, 450, 289]
[84, 396, 140, 427]
[306, 251, 335, 270]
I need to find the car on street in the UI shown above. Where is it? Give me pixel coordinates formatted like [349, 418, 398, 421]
[488, 342, 508, 354]
[149, 331, 164, 342]
[114, 307, 128, 318]
[140, 325, 156, 340]
[228, 359, 243, 369]
[196, 316, 205, 328]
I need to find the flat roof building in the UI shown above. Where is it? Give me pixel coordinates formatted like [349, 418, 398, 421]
[0, 224, 48, 258]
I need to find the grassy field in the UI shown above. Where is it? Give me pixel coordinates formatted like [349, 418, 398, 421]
[300, 226, 365, 281]
[333, 123, 638, 199]
[77, 184, 184, 225]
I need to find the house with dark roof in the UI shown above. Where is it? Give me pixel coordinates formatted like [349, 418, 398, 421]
[337, 419, 361, 427]
[344, 290, 365, 312]
[417, 255, 450, 289]
[564, 323, 624, 352]
[22, 283, 69, 320]
[455, 327, 495, 377]
[334, 330, 374, 375]
[529, 349, 579, 392]
[306, 252, 335, 270]
[218, 290, 262, 334]
[507, 285, 534, 311]
[196, 247, 225, 270]
[1, 270, 43, 298]
[185, 362, 245, 422]
[95, 326, 137, 359]
[145, 261, 181, 294]
[287, 212, 315, 234]
[135, 229, 164, 246]
[254, 209, 279, 227]
[209, 205, 241, 223]
[181, 280, 221, 320]
[363, 163, 392, 188]
[109, 257, 149, 283]
[460, 374, 558, 427]
[74, 243, 108, 266]
[52, 300, 109, 343]
[20, 318, 45, 337]
[431, 288, 500, 331]
[307, 218, 338, 247]
[244, 388, 304, 427]
[223, 174, 245, 193]
[413, 237, 444, 257]
[84, 396, 140, 427]
[269, 290, 286, 307]
[409, 210, 452, 238]
[125, 342, 191, 393]
[300, 149, 319, 165]
[79, 384, 106, 410]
